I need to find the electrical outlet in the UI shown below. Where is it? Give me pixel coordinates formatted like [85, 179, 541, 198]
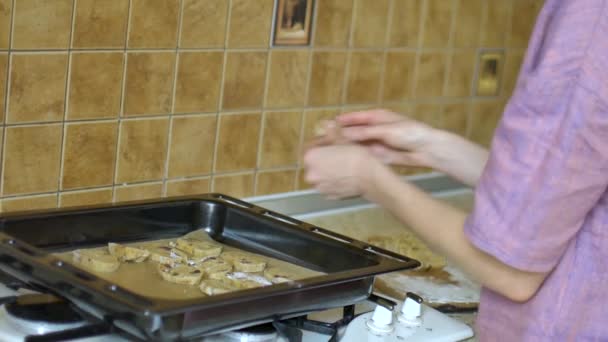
[476, 51, 504, 96]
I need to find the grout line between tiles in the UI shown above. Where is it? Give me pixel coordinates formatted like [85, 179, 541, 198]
[0, 0, 15, 197]
[340, 0, 358, 111]
[411, 0, 429, 101]
[439, 0, 459, 127]
[210, 0, 233, 191]
[378, 0, 396, 105]
[255, 47, 275, 195]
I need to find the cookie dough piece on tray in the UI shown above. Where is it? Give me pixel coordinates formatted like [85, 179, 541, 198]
[72, 249, 120, 273]
[175, 238, 222, 258]
[197, 257, 232, 276]
[108, 243, 150, 262]
[148, 245, 187, 266]
[263, 267, 296, 284]
[199, 278, 237, 296]
[157, 264, 203, 285]
[222, 251, 267, 273]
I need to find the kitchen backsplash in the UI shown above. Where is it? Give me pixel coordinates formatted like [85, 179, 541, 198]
[0, 0, 542, 212]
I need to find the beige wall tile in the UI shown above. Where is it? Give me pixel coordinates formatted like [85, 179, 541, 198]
[266, 50, 309, 108]
[308, 52, 346, 106]
[0, 53, 7, 122]
[168, 115, 216, 178]
[256, 170, 296, 196]
[72, 0, 129, 48]
[260, 111, 302, 168]
[302, 109, 339, 144]
[453, 0, 483, 47]
[446, 51, 476, 97]
[227, 0, 273, 48]
[509, 0, 543, 48]
[124, 52, 175, 116]
[503, 51, 524, 95]
[383, 52, 415, 102]
[3, 125, 62, 195]
[469, 100, 506, 147]
[116, 119, 169, 183]
[389, 0, 422, 47]
[215, 113, 261, 172]
[128, 0, 179, 48]
[174, 52, 223, 113]
[12, 0, 72, 49]
[0, 0, 11, 49]
[212, 173, 254, 198]
[68, 53, 124, 120]
[8, 54, 67, 123]
[314, 0, 353, 47]
[115, 183, 163, 202]
[412, 103, 441, 127]
[180, 0, 228, 48]
[415, 52, 447, 98]
[352, 0, 390, 47]
[60, 188, 113, 208]
[346, 52, 383, 104]
[441, 102, 469, 137]
[2, 194, 57, 213]
[422, 0, 454, 48]
[296, 168, 310, 190]
[62, 122, 118, 190]
[222, 52, 267, 110]
[166, 178, 210, 197]
[481, 1, 511, 47]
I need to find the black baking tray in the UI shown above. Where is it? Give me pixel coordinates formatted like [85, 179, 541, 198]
[0, 194, 419, 340]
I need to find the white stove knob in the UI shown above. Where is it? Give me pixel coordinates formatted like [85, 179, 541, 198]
[399, 293, 423, 327]
[366, 305, 394, 334]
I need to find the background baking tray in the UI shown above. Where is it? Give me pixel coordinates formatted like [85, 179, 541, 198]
[0, 194, 419, 340]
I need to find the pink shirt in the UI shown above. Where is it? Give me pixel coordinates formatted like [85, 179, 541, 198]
[464, 0, 608, 340]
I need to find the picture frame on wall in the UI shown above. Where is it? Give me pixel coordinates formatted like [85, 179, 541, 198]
[273, 0, 314, 46]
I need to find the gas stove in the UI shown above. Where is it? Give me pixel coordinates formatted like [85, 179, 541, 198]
[0, 283, 473, 341]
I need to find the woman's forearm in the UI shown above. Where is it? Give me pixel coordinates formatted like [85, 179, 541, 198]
[427, 130, 489, 187]
[364, 164, 547, 302]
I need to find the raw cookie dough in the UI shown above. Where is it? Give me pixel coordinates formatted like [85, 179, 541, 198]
[108, 243, 150, 262]
[175, 238, 222, 258]
[367, 235, 446, 271]
[72, 249, 120, 273]
[197, 257, 232, 277]
[199, 278, 237, 296]
[264, 267, 296, 284]
[222, 252, 267, 273]
[148, 245, 186, 266]
[157, 264, 203, 286]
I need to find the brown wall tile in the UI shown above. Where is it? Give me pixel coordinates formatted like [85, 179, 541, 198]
[346, 52, 383, 104]
[212, 173, 254, 198]
[222, 52, 267, 110]
[412, 103, 441, 127]
[8, 54, 68, 123]
[116, 119, 169, 183]
[383, 52, 415, 102]
[0, 53, 7, 122]
[215, 113, 261, 172]
[446, 51, 476, 97]
[296, 168, 310, 190]
[68, 53, 124, 120]
[422, 0, 454, 48]
[314, 0, 353, 47]
[308, 52, 346, 106]
[115, 183, 163, 202]
[389, 0, 422, 47]
[260, 111, 302, 168]
[256, 170, 296, 196]
[166, 178, 210, 197]
[2, 194, 57, 212]
[174, 52, 223, 113]
[415, 52, 447, 98]
[124, 52, 175, 116]
[62, 122, 118, 190]
[441, 102, 469, 136]
[3, 125, 62, 195]
[481, 1, 511, 47]
[453, 0, 483, 47]
[509, 0, 543, 48]
[180, 0, 228, 48]
[503, 51, 524, 95]
[0, 0, 11, 49]
[12, 0, 72, 49]
[72, 0, 129, 48]
[227, 0, 273, 48]
[352, 0, 390, 47]
[168, 115, 216, 178]
[60, 188, 113, 208]
[266, 50, 309, 108]
[469, 100, 506, 147]
[128, 0, 179, 48]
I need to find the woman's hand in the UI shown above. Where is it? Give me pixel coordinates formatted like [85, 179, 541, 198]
[303, 144, 387, 200]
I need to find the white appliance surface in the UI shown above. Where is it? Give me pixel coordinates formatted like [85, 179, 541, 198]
[0, 283, 473, 342]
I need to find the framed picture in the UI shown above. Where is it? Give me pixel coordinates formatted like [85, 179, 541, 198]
[273, 0, 314, 46]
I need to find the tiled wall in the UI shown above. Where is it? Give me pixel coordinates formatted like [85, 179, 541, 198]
[0, 0, 543, 212]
